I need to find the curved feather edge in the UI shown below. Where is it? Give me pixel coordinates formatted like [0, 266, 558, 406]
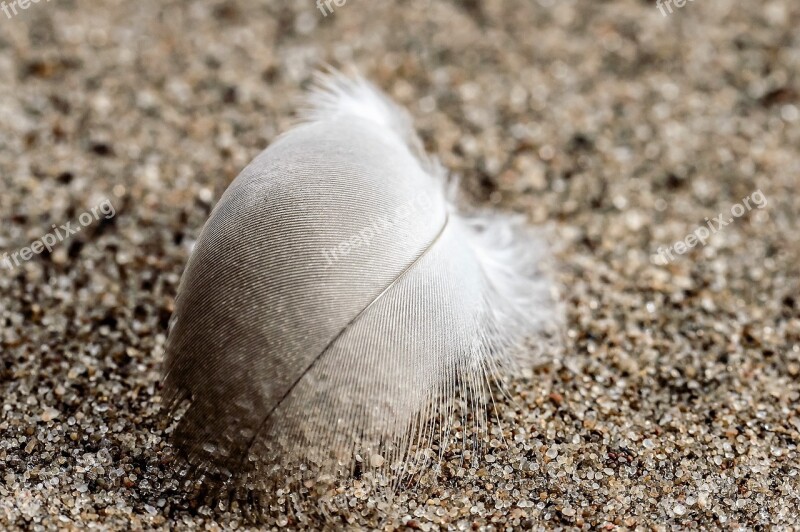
[299, 68, 445, 180]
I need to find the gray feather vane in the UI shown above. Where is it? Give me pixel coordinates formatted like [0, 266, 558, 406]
[163, 72, 558, 488]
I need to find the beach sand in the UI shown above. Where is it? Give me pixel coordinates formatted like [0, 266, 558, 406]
[1, 0, 799, 528]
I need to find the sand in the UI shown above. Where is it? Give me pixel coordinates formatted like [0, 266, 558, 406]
[1, 0, 799, 529]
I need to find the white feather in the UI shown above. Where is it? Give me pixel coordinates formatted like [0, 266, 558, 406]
[163, 71, 560, 493]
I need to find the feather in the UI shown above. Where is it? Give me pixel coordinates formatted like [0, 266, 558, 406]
[163, 71, 559, 489]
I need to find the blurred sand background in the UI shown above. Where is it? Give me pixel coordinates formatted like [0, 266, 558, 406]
[1, 0, 799, 529]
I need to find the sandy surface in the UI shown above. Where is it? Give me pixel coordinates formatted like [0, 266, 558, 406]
[1, 0, 799, 529]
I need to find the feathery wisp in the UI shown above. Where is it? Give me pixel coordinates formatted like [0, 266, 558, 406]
[163, 72, 559, 489]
